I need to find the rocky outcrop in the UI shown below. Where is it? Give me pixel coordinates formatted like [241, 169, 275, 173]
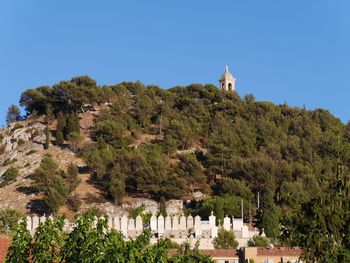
[81, 198, 184, 216]
[0, 121, 46, 178]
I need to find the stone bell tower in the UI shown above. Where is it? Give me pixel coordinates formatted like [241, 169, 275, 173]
[219, 65, 236, 92]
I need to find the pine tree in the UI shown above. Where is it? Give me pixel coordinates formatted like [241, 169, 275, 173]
[6, 104, 21, 125]
[65, 163, 80, 192]
[159, 196, 167, 217]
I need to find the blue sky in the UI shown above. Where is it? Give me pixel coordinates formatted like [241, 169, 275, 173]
[0, 1, 349, 126]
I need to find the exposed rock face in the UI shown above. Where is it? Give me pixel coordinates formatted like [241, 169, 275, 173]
[81, 198, 184, 216]
[0, 121, 46, 178]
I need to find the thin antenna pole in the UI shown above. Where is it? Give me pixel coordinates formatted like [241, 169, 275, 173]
[241, 199, 244, 220]
[257, 191, 260, 209]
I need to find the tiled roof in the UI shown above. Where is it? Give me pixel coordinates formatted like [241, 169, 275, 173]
[0, 235, 10, 263]
[168, 249, 238, 259]
[200, 249, 239, 258]
[257, 247, 302, 256]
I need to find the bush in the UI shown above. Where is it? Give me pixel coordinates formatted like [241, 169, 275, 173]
[1, 166, 19, 186]
[67, 193, 82, 212]
[0, 208, 23, 234]
[17, 138, 25, 146]
[213, 229, 239, 249]
[247, 235, 270, 247]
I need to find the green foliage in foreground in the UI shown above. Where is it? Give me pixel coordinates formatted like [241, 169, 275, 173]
[283, 163, 350, 263]
[213, 229, 239, 249]
[6, 214, 214, 263]
[0, 209, 23, 234]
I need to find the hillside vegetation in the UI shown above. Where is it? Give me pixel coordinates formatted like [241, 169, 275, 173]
[2, 75, 348, 261]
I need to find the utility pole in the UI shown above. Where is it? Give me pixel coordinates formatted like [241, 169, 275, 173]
[257, 191, 260, 209]
[241, 198, 244, 220]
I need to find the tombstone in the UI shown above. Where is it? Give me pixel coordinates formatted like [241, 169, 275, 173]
[194, 215, 201, 230]
[241, 225, 249, 238]
[107, 216, 114, 230]
[187, 215, 194, 230]
[165, 216, 172, 231]
[128, 218, 135, 230]
[113, 216, 120, 230]
[26, 216, 32, 231]
[223, 216, 231, 231]
[179, 215, 187, 230]
[120, 215, 128, 237]
[32, 215, 39, 230]
[232, 217, 244, 231]
[172, 216, 179, 230]
[150, 215, 157, 231]
[39, 216, 46, 225]
[211, 225, 218, 238]
[135, 215, 143, 231]
[209, 211, 216, 227]
[158, 215, 165, 236]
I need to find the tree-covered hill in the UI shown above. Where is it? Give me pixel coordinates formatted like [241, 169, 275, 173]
[9, 75, 350, 261]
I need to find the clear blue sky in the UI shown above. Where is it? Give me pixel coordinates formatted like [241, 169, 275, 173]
[0, 1, 349, 126]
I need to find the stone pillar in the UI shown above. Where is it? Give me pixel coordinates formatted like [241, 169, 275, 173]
[165, 216, 172, 231]
[241, 225, 249, 238]
[209, 211, 216, 227]
[120, 215, 128, 237]
[211, 225, 218, 238]
[128, 218, 135, 230]
[113, 216, 120, 230]
[158, 215, 165, 236]
[179, 215, 186, 230]
[39, 216, 46, 225]
[150, 215, 157, 231]
[172, 216, 179, 230]
[107, 216, 114, 230]
[194, 215, 202, 238]
[32, 215, 39, 230]
[223, 216, 230, 231]
[26, 216, 32, 231]
[187, 215, 194, 230]
[135, 215, 143, 231]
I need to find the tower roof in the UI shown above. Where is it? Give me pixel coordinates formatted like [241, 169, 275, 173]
[220, 65, 235, 81]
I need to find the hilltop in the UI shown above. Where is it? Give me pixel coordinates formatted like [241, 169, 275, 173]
[1, 76, 350, 237]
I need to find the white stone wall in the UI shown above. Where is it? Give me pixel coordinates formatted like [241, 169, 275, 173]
[26, 214, 258, 248]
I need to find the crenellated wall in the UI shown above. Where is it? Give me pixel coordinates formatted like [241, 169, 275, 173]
[26, 213, 258, 249]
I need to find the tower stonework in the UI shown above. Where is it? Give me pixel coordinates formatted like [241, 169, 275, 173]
[219, 65, 236, 92]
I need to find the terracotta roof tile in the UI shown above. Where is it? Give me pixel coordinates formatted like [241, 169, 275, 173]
[168, 249, 238, 259]
[0, 235, 10, 263]
[257, 247, 302, 257]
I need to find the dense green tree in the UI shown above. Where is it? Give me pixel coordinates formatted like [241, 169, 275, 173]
[64, 163, 80, 192]
[159, 196, 167, 217]
[6, 104, 21, 124]
[31, 216, 65, 263]
[31, 155, 70, 213]
[284, 163, 350, 262]
[257, 189, 280, 238]
[5, 219, 32, 262]
[247, 235, 270, 247]
[213, 229, 239, 249]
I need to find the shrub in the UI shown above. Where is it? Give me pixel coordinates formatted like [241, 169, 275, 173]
[67, 193, 82, 212]
[213, 229, 239, 249]
[0, 208, 23, 234]
[2, 166, 19, 183]
[17, 138, 25, 146]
